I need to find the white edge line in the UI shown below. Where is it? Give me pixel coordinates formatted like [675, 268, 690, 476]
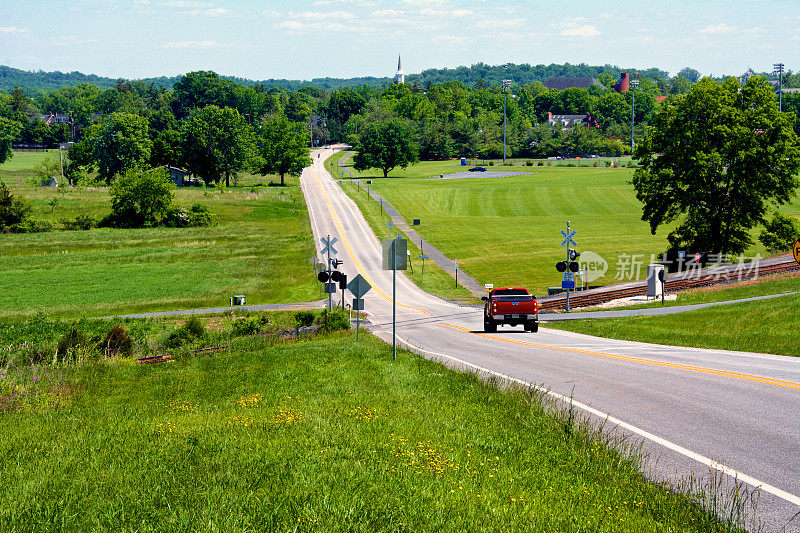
[388, 334, 800, 507]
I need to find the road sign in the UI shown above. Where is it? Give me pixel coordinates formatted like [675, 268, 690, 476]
[560, 229, 577, 247]
[562, 272, 575, 289]
[562, 272, 575, 282]
[387, 220, 393, 229]
[412, 219, 420, 226]
[382, 238, 407, 270]
[347, 274, 372, 299]
[794, 238, 800, 265]
[485, 283, 493, 292]
[454, 259, 458, 269]
[324, 283, 337, 293]
[352, 298, 365, 311]
[320, 236, 338, 256]
[419, 254, 429, 260]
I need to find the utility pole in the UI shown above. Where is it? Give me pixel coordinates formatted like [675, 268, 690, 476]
[774, 63, 785, 112]
[502, 79, 511, 163]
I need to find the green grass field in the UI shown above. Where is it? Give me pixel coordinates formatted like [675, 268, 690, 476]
[548, 291, 800, 357]
[0, 328, 744, 531]
[339, 158, 800, 297]
[0, 161, 319, 319]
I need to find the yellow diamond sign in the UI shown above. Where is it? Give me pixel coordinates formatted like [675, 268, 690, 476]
[793, 238, 800, 265]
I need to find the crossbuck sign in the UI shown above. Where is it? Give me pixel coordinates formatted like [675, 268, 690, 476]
[560, 229, 577, 248]
[320, 236, 338, 256]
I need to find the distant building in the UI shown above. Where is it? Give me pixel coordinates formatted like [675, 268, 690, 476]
[394, 55, 405, 85]
[38, 112, 71, 125]
[164, 166, 189, 187]
[612, 73, 630, 93]
[542, 77, 604, 91]
[547, 112, 601, 129]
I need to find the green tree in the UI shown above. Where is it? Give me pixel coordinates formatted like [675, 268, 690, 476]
[677, 67, 701, 83]
[256, 115, 311, 186]
[0, 116, 23, 165]
[353, 118, 418, 178]
[0, 180, 32, 231]
[180, 105, 253, 186]
[107, 167, 174, 228]
[92, 112, 152, 183]
[632, 77, 800, 255]
[759, 213, 799, 253]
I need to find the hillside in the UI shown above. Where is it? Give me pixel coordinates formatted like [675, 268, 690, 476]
[1, 61, 671, 95]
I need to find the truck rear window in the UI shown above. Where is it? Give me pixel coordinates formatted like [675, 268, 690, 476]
[493, 289, 530, 296]
[492, 295, 534, 302]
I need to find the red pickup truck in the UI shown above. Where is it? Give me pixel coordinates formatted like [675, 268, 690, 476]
[481, 287, 539, 333]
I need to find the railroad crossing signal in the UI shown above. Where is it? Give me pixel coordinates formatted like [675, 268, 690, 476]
[320, 236, 338, 256]
[560, 229, 577, 248]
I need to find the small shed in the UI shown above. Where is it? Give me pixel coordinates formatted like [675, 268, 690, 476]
[41, 176, 58, 187]
[164, 166, 189, 187]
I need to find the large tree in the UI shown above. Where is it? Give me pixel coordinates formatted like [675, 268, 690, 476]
[92, 112, 152, 182]
[180, 105, 253, 186]
[256, 115, 311, 186]
[352, 118, 419, 178]
[0, 116, 23, 166]
[632, 77, 800, 255]
[108, 167, 174, 228]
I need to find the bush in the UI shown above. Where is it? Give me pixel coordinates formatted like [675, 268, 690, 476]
[315, 308, 350, 332]
[57, 328, 89, 360]
[100, 325, 133, 357]
[0, 180, 32, 232]
[163, 203, 213, 228]
[488, 161, 494, 166]
[759, 213, 799, 253]
[107, 167, 174, 228]
[294, 310, 315, 327]
[164, 317, 206, 349]
[605, 160, 612, 167]
[9, 219, 53, 233]
[525, 160, 533, 166]
[231, 315, 270, 336]
[61, 215, 96, 231]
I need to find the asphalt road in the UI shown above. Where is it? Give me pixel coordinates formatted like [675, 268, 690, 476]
[303, 148, 800, 531]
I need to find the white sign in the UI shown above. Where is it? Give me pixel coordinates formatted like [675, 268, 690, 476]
[320, 236, 338, 256]
[560, 229, 577, 248]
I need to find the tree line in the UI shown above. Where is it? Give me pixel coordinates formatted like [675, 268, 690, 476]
[2, 67, 800, 183]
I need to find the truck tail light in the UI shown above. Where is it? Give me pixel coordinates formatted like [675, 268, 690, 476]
[533, 301, 539, 313]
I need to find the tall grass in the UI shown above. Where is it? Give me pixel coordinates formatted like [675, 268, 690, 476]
[0, 329, 751, 531]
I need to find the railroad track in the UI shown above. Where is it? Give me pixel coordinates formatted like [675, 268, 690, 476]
[539, 257, 799, 311]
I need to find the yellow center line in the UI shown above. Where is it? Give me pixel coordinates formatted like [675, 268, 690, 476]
[443, 324, 800, 390]
[309, 166, 430, 314]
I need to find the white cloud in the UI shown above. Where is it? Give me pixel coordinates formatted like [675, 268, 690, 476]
[163, 40, 218, 48]
[278, 21, 305, 30]
[0, 27, 29, 34]
[372, 9, 405, 16]
[561, 25, 599, 38]
[475, 18, 524, 29]
[300, 10, 356, 20]
[699, 23, 735, 34]
[419, 7, 473, 17]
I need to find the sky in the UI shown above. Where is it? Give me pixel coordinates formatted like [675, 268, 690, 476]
[1, 0, 798, 81]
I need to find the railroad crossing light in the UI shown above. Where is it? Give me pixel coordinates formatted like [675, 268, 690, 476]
[569, 261, 579, 273]
[331, 270, 347, 289]
[332, 259, 343, 268]
[556, 261, 567, 272]
[569, 250, 581, 261]
[317, 271, 330, 283]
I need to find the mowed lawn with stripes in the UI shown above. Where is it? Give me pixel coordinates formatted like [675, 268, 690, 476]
[347, 162, 800, 297]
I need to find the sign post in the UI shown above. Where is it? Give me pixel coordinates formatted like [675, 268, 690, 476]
[454, 259, 459, 288]
[560, 222, 578, 312]
[347, 274, 372, 341]
[320, 235, 338, 311]
[382, 236, 407, 361]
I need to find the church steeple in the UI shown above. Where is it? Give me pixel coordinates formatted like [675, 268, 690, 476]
[394, 55, 405, 85]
